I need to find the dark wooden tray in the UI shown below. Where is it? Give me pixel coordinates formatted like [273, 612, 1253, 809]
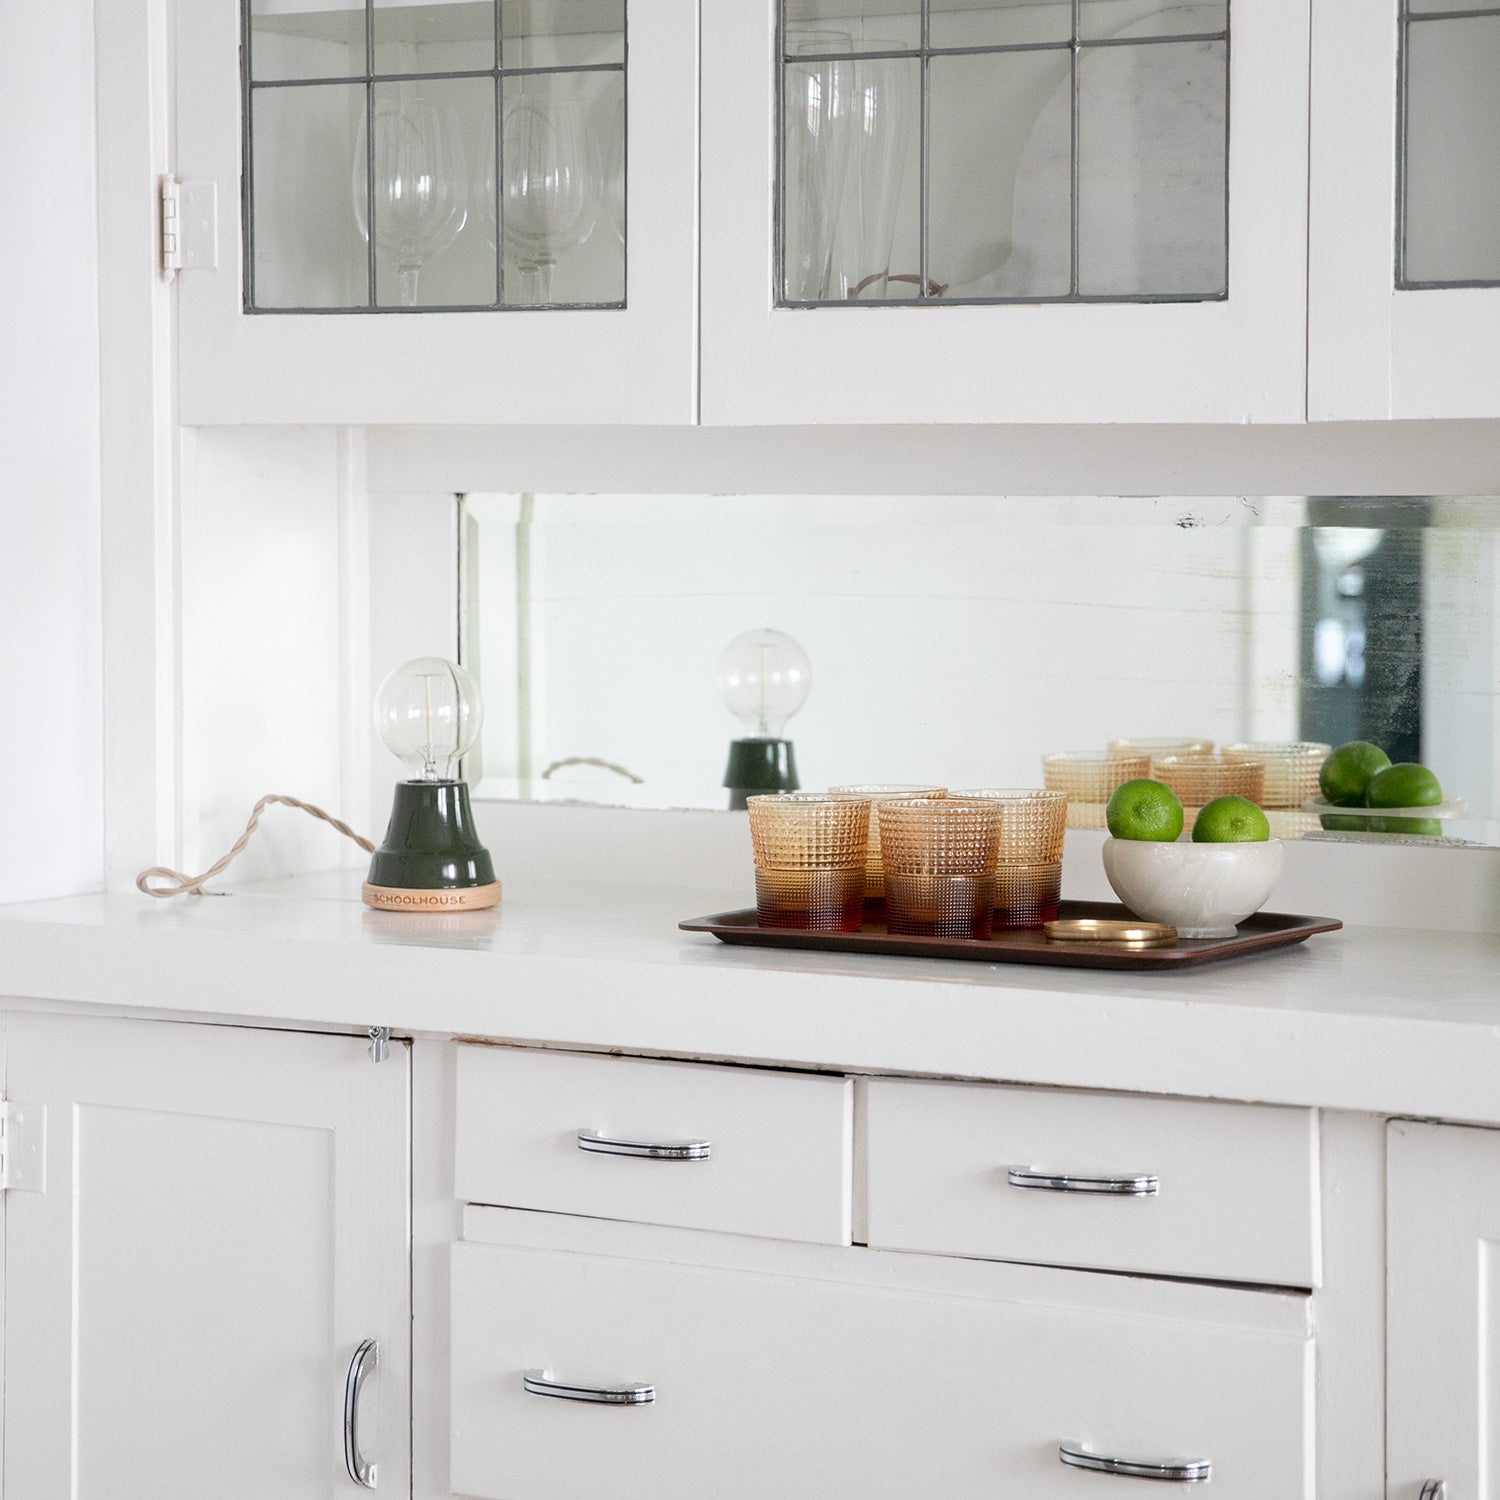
[679, 900, 1342, 971]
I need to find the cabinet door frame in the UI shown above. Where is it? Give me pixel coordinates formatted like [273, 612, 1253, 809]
[1309, 0, 1500, 420]
[174, 0, 699, 425]
[701, 0, 1310, 426]
[2, 1013, 411, 1498]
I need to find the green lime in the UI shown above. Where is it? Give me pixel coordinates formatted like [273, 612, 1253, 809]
[1319, 813, 1372, 833]
[1318, 741, 1392, 807]
[1192, 795, 1271, 843]
[1106, 779, 1184, 842]
[1365, 815, 1443, 836]
[1366, 762, 1443, 809]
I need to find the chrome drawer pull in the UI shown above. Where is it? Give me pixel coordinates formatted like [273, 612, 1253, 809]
[1060, 1443, 1210, 1483]
[523, 1369, 655, 1405]
[1419, 1483, 1447, 1500]
[1009, 1167, 1159, 1196]
[577, 1129, 711, 1161]
[343, 1338, 379, 1489]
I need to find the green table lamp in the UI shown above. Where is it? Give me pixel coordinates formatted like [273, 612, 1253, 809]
[718, 628, 812, 811]
[362, 657, 501, 912]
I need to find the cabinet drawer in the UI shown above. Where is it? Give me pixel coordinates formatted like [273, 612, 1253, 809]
[450, 1222, 1312, 1500]
[864, 1079, 1319, 1286]
[454, 1047, 852, 1244]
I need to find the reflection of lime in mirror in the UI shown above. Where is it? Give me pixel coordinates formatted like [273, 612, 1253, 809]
[1366, 763, 1443, 809]
[1367, 816, 1443, 836]
[1318, 741, 1392, 807]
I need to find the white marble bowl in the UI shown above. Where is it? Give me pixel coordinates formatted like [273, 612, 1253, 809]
[1102, 837, 1285, 939]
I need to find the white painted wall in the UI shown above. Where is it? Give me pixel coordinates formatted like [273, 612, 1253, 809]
[0, 0, 105, 902]
[177, 427, 364, 880]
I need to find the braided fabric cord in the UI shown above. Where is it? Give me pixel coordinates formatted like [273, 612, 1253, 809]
[136, 794, 374, 898]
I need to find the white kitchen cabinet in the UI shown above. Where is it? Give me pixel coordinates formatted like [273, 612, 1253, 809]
[1310, 0, 1500, 419]
[700, 0, 1311, 425]
[1, 1013, 410, 1500]
[172, 0, 697, 425]
[450, 1206, 1314, 1499]
[1386, 1117, 1500, 1500]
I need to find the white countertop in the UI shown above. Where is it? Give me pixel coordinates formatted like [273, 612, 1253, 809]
[1, 869, 1499, 1125]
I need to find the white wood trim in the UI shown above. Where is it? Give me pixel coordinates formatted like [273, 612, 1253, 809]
[174, 0, 698, 425]
[97, 0, 181, 885]
[701, 0, 1309, 426]
[363, 418, 1500, 496]
[1311, 1112, 1386, 1500]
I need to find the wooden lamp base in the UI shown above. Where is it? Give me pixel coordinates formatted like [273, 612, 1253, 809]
[362, 881, 502, 913]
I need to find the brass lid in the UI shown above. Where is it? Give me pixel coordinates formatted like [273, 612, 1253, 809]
[1043, 918, 1178, 949]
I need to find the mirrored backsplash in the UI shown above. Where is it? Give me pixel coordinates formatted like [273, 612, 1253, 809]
[459, 494, 1500, 847]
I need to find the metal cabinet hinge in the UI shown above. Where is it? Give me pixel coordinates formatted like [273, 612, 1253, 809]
[367, 1027, 391, 1064]
[0, 1100, 46, 1194]
[160, 177, 219, 278]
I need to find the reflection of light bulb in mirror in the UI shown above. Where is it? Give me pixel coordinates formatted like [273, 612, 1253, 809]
[374, 657, 483, 782]
[717, 629, 812, 739]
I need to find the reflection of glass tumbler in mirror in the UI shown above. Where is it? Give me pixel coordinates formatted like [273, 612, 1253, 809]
[783, 35, 856, 301]
[353, 97, 468, 308]
[837, 52, 915, 301]
[747, 794, 869, 932]
[503, 95, 598, 305]
[878, 799, 1002, 940]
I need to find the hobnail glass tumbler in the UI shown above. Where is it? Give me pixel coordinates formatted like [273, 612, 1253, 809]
[1222, 742, 1330, 809]
[950, 789, 1068, 927]
[828, 784, 946, 899]
[1107, 737, 1215, 759]
[1042, 752, 1151, 807]
[992, 860, 1064, 928]
[877, 798, 1002, 939]
[747, 793, 869, 932]
[1150, 754, 1266, 810]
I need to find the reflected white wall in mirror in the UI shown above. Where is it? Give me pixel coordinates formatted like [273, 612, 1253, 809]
[459, 495, 1500, 845]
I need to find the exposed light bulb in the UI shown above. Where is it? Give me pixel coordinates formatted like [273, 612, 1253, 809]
[717, 629, 813, 739]
[373, 657, 482, 782]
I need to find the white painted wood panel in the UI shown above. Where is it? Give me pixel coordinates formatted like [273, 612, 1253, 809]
[1387, 1117, 1500, 1500]
[865, 1077, 1320, 1286]
[450, 1222, 1314, 1499]
[173, 1, 697, 425]
[702, 0, 1309, 425]
[454, 1045, 853, 1243]
[2, 1015, 410, 1500]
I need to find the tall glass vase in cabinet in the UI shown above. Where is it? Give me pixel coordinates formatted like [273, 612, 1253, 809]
[1310, 0, 1500, 418]
[174, 0, 697, 424]
[700, 0, 1311, 426]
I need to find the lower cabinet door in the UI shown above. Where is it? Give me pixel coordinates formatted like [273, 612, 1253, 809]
[1387, 1118, 1500, 1500]
[451, 1222, 1313, 1499]
[2, 1014, 410, 1500]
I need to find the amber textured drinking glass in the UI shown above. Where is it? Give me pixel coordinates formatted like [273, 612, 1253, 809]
[1042, 751, 1150, 814]
[877, 798, 1002, 939]
[1150, 755, 1266, 810]
[828, 784, 945, 899]
[1222, 742, 1330, 810]
[747, 793, 870, 931]
[951, 789, 1068, 927]
[1107, 737, 1215, 759]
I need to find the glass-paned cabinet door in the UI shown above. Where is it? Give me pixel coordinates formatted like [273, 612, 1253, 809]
[1310, 0, 1500, 418]
[702, 0, 1310, 425]
[176, 0, 696, 424]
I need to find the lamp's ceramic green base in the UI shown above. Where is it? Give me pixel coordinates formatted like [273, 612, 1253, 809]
[724, 738, 798, 810]
[365, 779, 499, 911]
